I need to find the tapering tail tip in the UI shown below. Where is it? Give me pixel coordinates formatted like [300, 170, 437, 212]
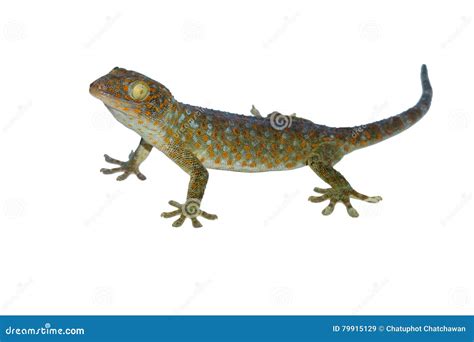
[421, 64, 432, 96]
[346, 64, 433, 151]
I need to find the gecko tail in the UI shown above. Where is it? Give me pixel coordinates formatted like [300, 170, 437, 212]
[346, 64, 432, 150]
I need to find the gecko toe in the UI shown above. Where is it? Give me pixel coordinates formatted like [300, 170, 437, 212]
[313, 187, 330, 194]
[366, 196, 382, 203]
[161, 210, 181, 218]
[172, 215, 186, 227]
[104, 154, 123, 165]
[322, 200, 336, 215]
[116, 172, 131, 181]
[191, 218, 203, 228]
[309, 194, 329, 203]
[200, 211, 218, 220]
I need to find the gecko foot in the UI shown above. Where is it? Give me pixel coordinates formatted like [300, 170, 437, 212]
[100, 152, 146, 181]
[161, 199, 218, 228]
[308, 187, 382, 218]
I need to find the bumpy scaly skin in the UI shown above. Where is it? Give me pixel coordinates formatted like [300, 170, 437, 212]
[90, 65, 432, 226]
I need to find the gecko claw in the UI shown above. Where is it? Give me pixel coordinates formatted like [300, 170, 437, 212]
[309, 187, 381, 217]
[161, 199, 217, 228]
[100, 153, 147, 181]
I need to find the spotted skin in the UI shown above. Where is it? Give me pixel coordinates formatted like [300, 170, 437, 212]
[90, 65, 432, 226]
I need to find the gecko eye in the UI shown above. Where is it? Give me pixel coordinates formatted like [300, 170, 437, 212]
[129, 81, 150, 101]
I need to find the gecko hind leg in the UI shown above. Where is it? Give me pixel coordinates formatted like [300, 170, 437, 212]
[307, 147, 382, 218]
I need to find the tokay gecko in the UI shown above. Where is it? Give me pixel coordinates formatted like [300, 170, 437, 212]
[90, 65, 432, 227]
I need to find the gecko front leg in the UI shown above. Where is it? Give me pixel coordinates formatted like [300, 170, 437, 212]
[100, 138, 152, 181]
[160, 146, 217, 228]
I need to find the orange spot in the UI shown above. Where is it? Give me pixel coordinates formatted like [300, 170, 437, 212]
[195, 142, 201, 149]
[235, 153, 242, 161]
[245, 153, 252, 160]
[364, 131, 371, 139]
[153, 121, 159, 126]
[250, 161, 256, 168]
[242, 161, 248, 167]
[222, 151, 228, 158]
[286, 162, 295, 168]
[227, 159, 233, 166]
[137, 120, 144, 125]
[215, 157, 221, 165]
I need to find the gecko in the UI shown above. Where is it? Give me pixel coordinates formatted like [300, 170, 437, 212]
[89, 65, 432, 228]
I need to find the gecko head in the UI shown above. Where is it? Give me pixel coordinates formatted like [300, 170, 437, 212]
[89, 67, 173, 116]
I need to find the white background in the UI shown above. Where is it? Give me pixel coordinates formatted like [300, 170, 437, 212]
[0, 0, 473, 315]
